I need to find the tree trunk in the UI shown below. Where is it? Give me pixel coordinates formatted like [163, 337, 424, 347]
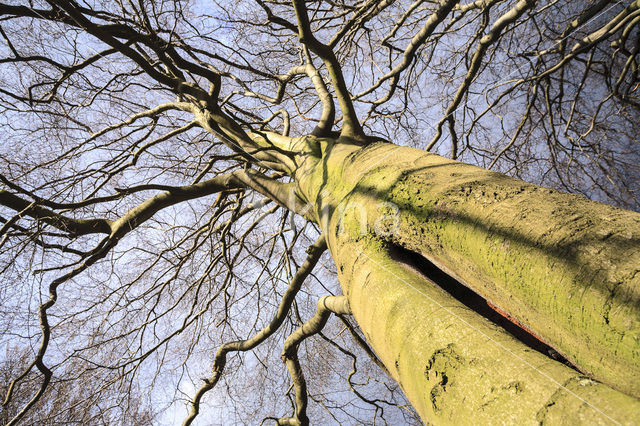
[293, 137, 640, 422]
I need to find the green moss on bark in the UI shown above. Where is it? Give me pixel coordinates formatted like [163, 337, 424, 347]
[293, 140, 640, 422]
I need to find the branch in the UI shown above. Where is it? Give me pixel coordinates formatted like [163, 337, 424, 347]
[302, 48, 336, 136]
[261, 109, 291, 136]
[454, 0, 504, 13]
[4, 237, 115, 426]
[427, 0, 536, 153]
[183, 236, 327, 426]
[84, 102, 193, 145]
[522, 0, 612, 57]
[279, 296, 351, 425]
[229, 57, 335, 136]
[329, 0, 396, 49]
[196, 107, 299, 173]
[355, 0, 459, 104]
[232, 170, 313, 218]
[0, 190, 113, 236]
[291, 0, 364, 139]
[570, 1, 640, 53]
[42, 1, 200, 99]
[108, 171, 252, 239]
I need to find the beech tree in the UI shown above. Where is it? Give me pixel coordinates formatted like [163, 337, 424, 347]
[1, 0, 639, 424]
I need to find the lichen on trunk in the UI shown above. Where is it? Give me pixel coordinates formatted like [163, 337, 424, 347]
[291, 137, 640, 422]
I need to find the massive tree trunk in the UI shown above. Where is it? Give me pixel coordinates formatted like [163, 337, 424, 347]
[291, 136, 640, 422]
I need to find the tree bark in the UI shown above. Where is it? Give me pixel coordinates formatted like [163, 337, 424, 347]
[292, 137, 640, 422]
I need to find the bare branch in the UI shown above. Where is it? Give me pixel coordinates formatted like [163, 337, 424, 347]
[291, 0, 364, 139]
[279, 296, 351, 425]
[183, 236, 327, 426]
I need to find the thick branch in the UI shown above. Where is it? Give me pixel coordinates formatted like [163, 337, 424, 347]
[291, 0, 363, 139]
[0, 190, 113, 236]
[109, 171, 253, 239]
[183, 236, 327, 426]
[279, 296, 351, 425]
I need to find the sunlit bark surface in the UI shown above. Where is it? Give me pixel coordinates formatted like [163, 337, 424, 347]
[292, 137, 640, 421]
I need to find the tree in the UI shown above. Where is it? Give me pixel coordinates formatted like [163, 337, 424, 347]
[0, 0, 639, 424]
[0, 346, 155, 425]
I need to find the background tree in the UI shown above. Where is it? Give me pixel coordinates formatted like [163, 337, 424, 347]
[0, 346, 155, 425]
[0, 0, 639, 424]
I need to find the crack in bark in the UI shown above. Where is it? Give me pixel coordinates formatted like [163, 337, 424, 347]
[386, 240, 578, 369]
